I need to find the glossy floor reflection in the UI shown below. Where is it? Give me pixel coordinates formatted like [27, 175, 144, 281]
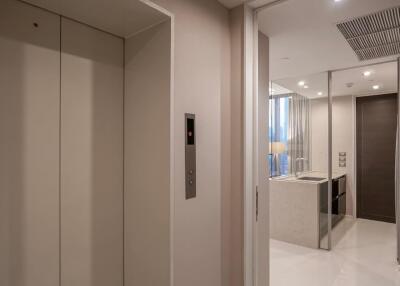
[270, 218, 400, 286]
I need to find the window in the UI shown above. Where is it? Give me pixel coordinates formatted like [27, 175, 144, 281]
[269, 90, 310, 178]
[269, 95, 290, 177]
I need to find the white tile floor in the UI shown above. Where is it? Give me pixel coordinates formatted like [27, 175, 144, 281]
[270, 218, 400, 286]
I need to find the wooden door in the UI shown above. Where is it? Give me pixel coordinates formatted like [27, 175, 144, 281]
[357, 94, 398, 223]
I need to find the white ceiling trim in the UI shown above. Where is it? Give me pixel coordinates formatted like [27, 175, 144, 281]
[217, 0, 278, 9]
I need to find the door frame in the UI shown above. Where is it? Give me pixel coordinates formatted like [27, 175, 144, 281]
[243, 4, 266, 286]
[139, 2, 176, 283]
[250, 2, 400, 285]
[250, 19, 400, 286]
[243, 4, 259, 286]
[247, 2, 291, 285]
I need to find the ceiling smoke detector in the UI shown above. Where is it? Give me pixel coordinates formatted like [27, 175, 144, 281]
[337, 6, 400, 61]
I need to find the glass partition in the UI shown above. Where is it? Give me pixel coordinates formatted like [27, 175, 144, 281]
[270, 72, 331, 250]
[331, 61, 398, 248]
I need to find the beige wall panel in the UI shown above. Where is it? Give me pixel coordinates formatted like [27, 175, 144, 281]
[0, 1, 60, 285]
[60, 18, 123, 286]
[124, 21, 171, 286]
[148, 1, 231, 285]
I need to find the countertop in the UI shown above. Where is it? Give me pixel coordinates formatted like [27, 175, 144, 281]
[270, 171, 346, 184]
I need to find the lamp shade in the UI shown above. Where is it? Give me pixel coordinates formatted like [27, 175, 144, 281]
[270, 142, 286, 154]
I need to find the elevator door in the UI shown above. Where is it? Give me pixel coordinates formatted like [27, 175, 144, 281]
[0, 1, 61, 285]
[60, 18, 124, 286]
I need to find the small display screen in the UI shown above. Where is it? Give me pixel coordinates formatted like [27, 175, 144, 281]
[187, 118, 195, 145]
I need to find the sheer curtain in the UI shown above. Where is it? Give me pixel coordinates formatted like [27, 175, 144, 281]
[269, 93, 310, 177]
[288, 93, 310, 174]
[269, 95, 289, 176]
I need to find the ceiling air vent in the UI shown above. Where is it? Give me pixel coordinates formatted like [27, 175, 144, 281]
[337, 6, 400, 61]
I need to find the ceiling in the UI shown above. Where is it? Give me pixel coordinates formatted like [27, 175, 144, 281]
[273, 72, 329, 99]
[258, 0, 400, 81]
[272, 61, 398, 99]
[22, 0, 169, 37]
[332, 62, 397, 97]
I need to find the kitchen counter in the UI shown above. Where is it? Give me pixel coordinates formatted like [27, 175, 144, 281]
[270, 171, 346, 249]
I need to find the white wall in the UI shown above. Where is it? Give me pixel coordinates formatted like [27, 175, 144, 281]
[310, 97, 329, 173]
[124, 20, 171, 286]
[60, 18, 124, 286]
[311, 95, 354, 216]
[148, 1, 231, 286]
[0, 1, 60, 285]
[332, 96, 354, 216]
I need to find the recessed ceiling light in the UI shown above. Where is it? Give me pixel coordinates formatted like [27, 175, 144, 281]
[304, 85, 309, 89]
[363, 71, 372, 77]
[298, 81, 305, 86]
[373, 85, 380, 90]
[318, 92, 323, 96]
[334, 0, 342, 2]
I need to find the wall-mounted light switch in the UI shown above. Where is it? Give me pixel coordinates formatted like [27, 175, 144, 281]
[185, 114, 196, 199]
[339, 152, 347, 167]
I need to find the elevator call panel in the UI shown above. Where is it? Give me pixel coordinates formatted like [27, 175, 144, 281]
[185, 113, 196, 199]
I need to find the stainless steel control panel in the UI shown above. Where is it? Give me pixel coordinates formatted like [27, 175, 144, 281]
[185, 113, 196, 199]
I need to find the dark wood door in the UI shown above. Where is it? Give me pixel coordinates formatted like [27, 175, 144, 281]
[357, 94, 397, 223]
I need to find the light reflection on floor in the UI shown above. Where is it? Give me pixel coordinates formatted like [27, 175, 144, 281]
[270, 218, 400, 286]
